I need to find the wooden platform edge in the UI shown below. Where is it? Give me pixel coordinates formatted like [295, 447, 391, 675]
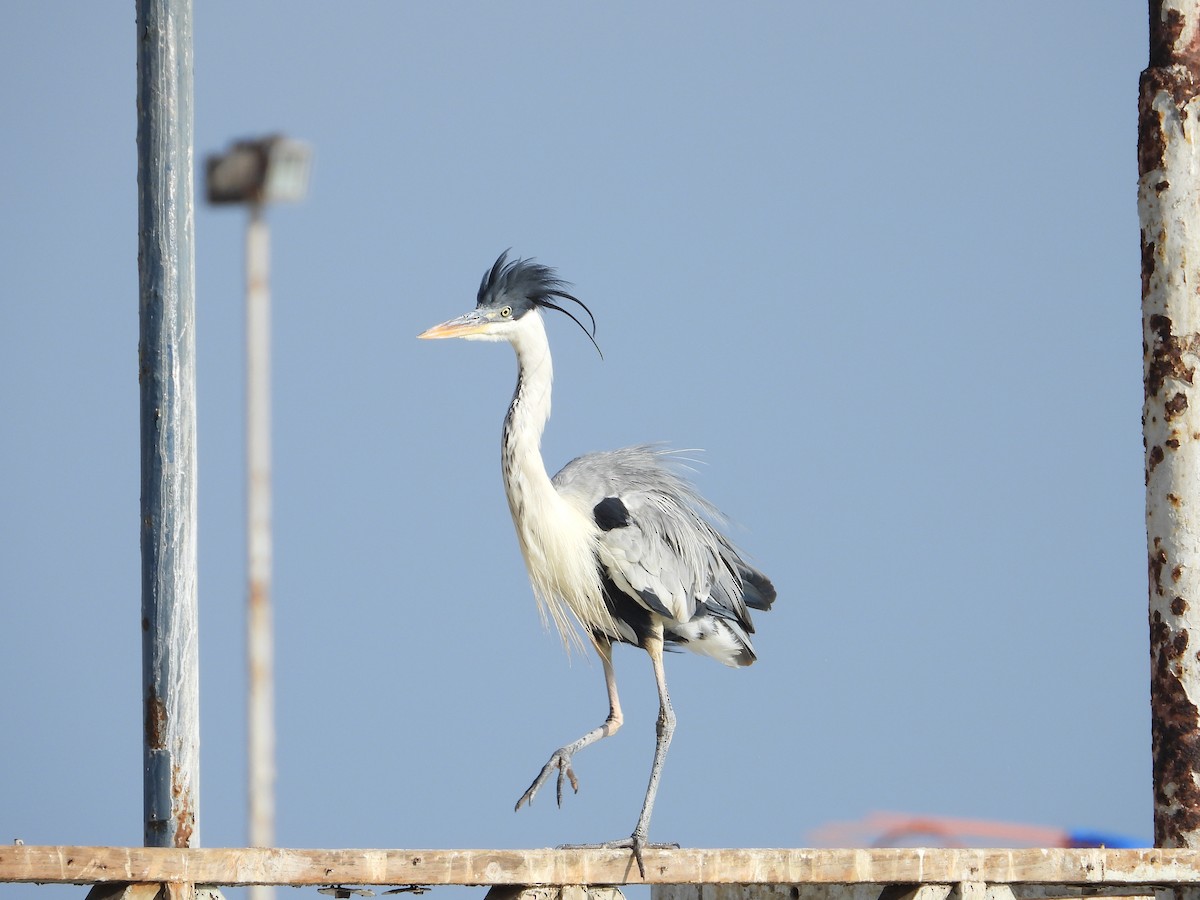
[0, 847, 1197, 888]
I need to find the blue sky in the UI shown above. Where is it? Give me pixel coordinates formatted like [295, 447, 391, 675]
[1, 1, 1149, 893]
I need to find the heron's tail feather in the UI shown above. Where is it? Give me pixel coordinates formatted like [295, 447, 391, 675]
[666, 612, 758, 667]
[739, 565, 776, 611]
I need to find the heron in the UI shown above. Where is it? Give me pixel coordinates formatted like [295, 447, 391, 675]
[418, 252, 776, 875]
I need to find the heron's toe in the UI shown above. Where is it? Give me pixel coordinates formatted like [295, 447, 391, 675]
[515, 748, 577, 811]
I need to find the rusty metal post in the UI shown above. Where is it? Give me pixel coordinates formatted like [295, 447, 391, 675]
[1141, 0, 1200, 850]
[137, 0, 201, 854]
[246, 203, 276, 900]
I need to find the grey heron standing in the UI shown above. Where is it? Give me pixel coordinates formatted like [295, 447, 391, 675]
[419, 252, 776, 875]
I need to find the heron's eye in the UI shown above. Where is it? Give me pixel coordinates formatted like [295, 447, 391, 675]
[500, 306, 513, 318]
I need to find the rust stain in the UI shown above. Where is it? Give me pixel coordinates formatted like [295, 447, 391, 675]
[171, 763, 194, 848]
[1149, 4, 1186, 67]
[1166, 392, 1190, 420]
[1174, 568, 1186, 587]
[1142, 3, 1200, 176]
[1152, 547, 1168, 596]
[1151, 601, 1200, 844]
[1169, 493, 1183, 508]
[1144, 236, 1158, 298]
[145, 688, 167, 750]
[1150, 444, 1166, 473]
[248, 579, 269, 611]
[1146, 315, 1198, 399]
[1150, 2, 1200, 71]
[1173, 631, 1189, 656]
[1139, 69, 1171, 177]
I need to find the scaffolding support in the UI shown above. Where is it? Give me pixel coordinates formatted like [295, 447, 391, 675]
[1140, 0, 1200, 851]
[136, 0, 200, 854]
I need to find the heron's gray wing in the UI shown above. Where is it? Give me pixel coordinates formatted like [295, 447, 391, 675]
[595, 490, 703, 623]
[553, 446, 748, 627]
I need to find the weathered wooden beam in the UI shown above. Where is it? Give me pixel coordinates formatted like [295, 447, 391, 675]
[653, 889, 1159, 900]
[649, 888, 1159, 900]
[486, 886, 626, 900]
[654, 884, 956, 900]
[84, 885, 223, 900]
[0, 848, 1197, 888]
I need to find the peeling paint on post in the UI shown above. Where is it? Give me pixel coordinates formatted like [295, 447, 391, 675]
[1141, 0, 1200, 851]
[137, 0, 200, 851]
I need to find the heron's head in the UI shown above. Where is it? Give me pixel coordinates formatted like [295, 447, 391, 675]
[418, 251, 600, 354]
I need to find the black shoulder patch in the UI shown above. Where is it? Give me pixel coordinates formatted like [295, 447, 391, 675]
[593, 496, 630, 531]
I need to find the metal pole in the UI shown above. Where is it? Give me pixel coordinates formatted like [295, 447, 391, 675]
[136, 0, 200, 851]
[1141, 0, 1200, 850]
[246, 203, 277, 897]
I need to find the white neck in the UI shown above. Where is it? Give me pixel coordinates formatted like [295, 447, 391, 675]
[500, 310, 611, 649]
[503, 310, 554, 477]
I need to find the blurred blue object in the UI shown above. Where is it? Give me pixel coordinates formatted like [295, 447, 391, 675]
[1066, 830, 1146, 849]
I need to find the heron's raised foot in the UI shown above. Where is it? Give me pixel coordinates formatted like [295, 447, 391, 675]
[559, 836, 680, 879]
[514, 748, 580, 811]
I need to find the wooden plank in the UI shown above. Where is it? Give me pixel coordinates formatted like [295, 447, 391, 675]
[653, 884, 940, 900]
[652, 889, 1158, 900]
[81, 886, 224, 900]
[485, 886, 626, 900]
[1, 848, 1198, 888]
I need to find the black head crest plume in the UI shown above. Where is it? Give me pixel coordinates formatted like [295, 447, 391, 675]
[478, 251, 603, 359]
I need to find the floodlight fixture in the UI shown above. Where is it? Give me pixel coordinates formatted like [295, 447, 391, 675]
[206, 135, 311, 206]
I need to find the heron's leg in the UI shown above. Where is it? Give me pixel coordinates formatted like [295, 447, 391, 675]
[515, 636, 624, 811]
[631, 631, 674, 844]
[561, 630, 679, 878]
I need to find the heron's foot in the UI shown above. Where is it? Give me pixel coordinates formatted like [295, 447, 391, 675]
[514, 748, 579, 811]
[559, 835, 680, 879]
